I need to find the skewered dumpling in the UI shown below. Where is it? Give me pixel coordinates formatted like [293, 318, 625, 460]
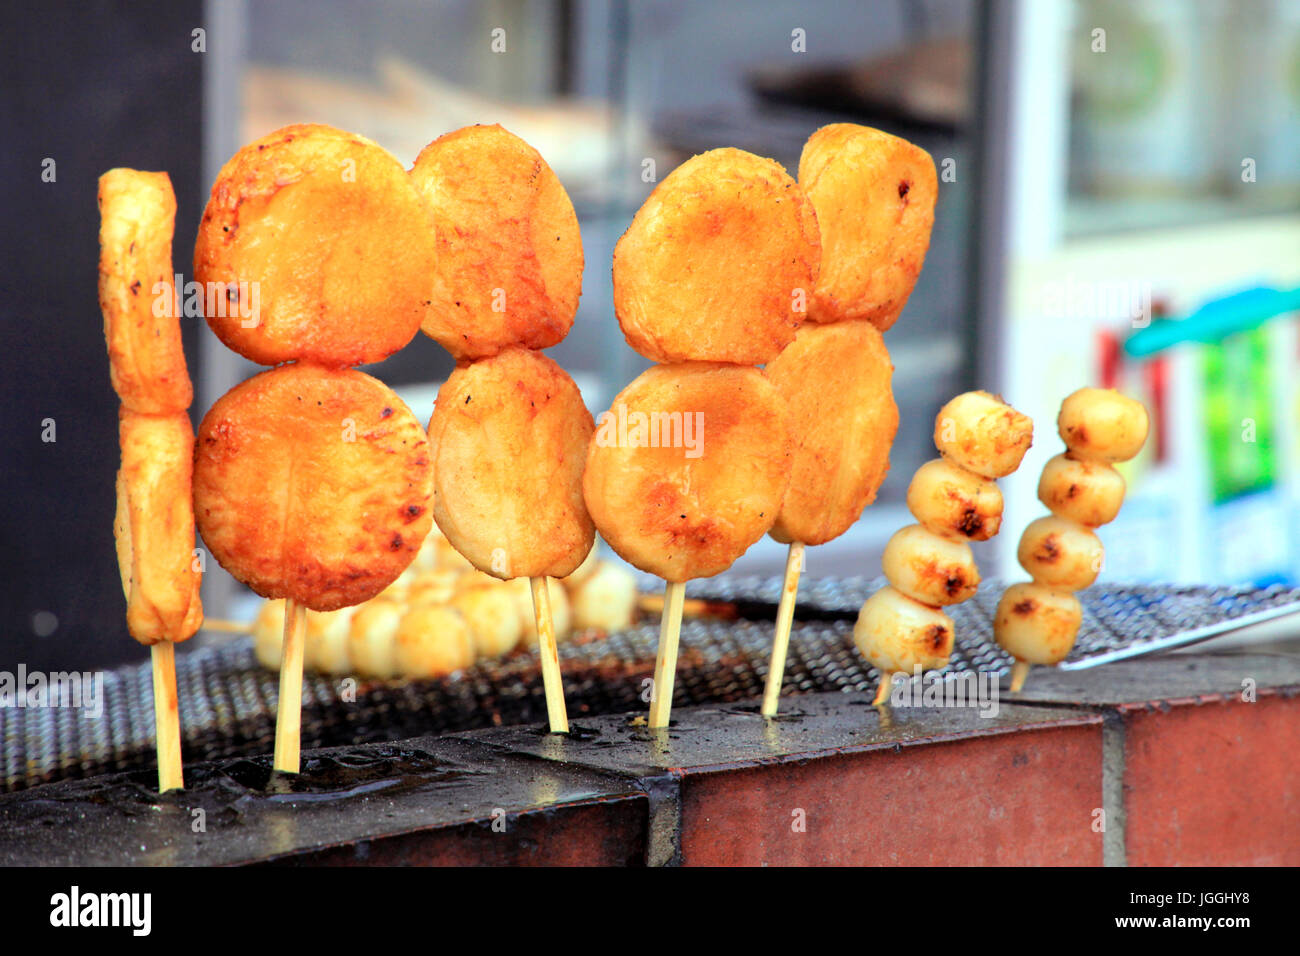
[569, 561, 638, 634]
[1037, 453, 1126, 527]
[347, 600, 404, 679]
[933, 390, 1034, 479]
[613, 148, 821, 364]
[394, 606, 476, 678]
[452, 584, 524, 658]
[1057, 388, 1150, 463]
[854, 586, 955, 676]
[906, 457, 1004, 541]
[304, 607, 356, 675]
[1016, 515, 1104, 591]
[993, 583, 1083, 666]
[881, 524, 980, 607]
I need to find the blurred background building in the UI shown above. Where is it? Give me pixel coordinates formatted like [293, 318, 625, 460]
[2, 0, 1298, 671]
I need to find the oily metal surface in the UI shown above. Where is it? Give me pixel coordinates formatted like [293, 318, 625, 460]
[3, 577, 1298, 792]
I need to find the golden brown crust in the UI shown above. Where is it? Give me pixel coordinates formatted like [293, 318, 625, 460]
[583, 363, 792, 582]
[798, 124, 936, 330]
[115, 410, 203, 644]
[882, 524, 980, 607]
[613, 148, 821, 364]
[427, 347, 595, 579]
[853, 585, 955, 674]
[906, 457, 1004, 541]
[98, 169, 193, 414]
[193, 123, 436, 367]
[193, 363, 433, 611]
[994, 582, 1082, 665]
[409, 124, 583, 360]
[933, 390, 1034, 480]
[766, 320, 897, 545]
[1037, 453, 1126, 527]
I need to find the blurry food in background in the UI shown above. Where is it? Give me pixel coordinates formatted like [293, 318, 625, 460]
[750, 35, 970, 132]
[250, 528, 639, 679]
[1070, 0, 1300, 213]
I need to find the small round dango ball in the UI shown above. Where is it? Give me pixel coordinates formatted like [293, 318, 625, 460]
[1057, 388, 1149, 463]
[1017, 515, 1104, 591]
[933, 390, 1033, 480]
[304, 606, 356, 675]
[407, 569, 464, 608]
[881, 524, 980, 606]
[453, 584, 523, 659]
[252, 598, 286, 671]
[570, 561, 639, 634]
[1037, 453, 1126, 527]
[906, 457, 1004, 541]
[994, 582, 1082, 665]
[394, 605, 476, 678]
[854, 585, 955, 675]
[348, 600, 404, 679]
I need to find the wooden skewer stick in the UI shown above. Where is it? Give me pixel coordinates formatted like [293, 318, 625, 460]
[150, 642, 184, 792]
[272, 599, 308, 773]
[196, 617, 251, 634]
[530, 576, 569, 734]
[872, 670, 894, 706]
[761, 541, 804, 717]
[1009, 659, 1030, 693]
[648, 581, 686, 729]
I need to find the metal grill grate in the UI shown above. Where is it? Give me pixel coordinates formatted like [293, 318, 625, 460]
[3, 577, 1297, 792]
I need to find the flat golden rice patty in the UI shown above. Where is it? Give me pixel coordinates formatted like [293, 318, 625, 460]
[409, 124, 583, 360]
[194, 123, 436, 367]
[427, 347, 595, 580]
[583, 363, 792, 582]
[193, 363, 433, 611]
[613, 148, 820, 365]
[798, 123, 936, 330]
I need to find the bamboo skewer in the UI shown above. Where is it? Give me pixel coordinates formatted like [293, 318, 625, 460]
[761, 541, 804, 717]
[1009, 659, 1030, 693]
[273, 599, 308, 773]
[649, 581, 686, 729]
[530, 576, 569, 733]
[872, 670, 893, 706]
[150, 643, 184, 792]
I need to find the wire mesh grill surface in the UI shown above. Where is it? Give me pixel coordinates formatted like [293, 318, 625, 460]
[3, 577, 1298, 792]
